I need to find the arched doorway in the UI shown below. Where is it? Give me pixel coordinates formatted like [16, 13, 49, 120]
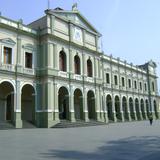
[129, 98, 135, 120]
[145, 99, 150, 118]
[21, 84, 35, 125]
[135, 98, 141, 120]
[87, 90, 96, 120]
[115, 96, 121, 120]
[0, 81, 14, 122]
[74, 89, 83, 120]
[122, 96, 128, 121]
[154, 100, 159, 119]
[140, 99, 146, 119]
[106, 95, 113, 121]
[58, 87, 69, 120]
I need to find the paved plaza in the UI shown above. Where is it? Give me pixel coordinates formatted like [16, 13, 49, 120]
[0, 120, 160, 160]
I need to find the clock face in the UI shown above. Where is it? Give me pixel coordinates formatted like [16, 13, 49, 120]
[74, 27, 82, 42]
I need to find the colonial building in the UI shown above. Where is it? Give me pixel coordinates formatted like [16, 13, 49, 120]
[0, 5, 159, 128]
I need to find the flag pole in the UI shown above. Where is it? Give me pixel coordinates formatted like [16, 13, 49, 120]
[48, 0, 50, 9]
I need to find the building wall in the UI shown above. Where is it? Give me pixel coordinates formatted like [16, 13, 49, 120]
[0, 9, 159, 128]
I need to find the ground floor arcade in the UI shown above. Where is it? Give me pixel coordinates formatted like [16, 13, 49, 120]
[0, 81, 159, 128]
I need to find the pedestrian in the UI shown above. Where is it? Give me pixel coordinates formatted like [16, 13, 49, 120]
[149, 114, 153, 125]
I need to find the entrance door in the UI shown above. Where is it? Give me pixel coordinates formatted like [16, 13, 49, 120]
[6, 94, 11, 121]
[61, 99, 67, 119]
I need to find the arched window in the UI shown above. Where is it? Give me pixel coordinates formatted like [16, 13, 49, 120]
[114, 75, 118, 85]
[87, 59, 92, 77]
[152, 82, 155, 92]
[59, 51, 66, 72]
[74, 55, 80, 74]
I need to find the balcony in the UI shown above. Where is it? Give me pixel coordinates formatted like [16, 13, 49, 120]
[0, 63, 15, 72]
[74, 74, 82, 81]
[58, 71, 68, 78]
[23, 68, 35, 75]
[87, 77, 94, 83]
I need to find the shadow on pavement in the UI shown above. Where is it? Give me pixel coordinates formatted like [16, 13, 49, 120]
[41, 136, 160, 160]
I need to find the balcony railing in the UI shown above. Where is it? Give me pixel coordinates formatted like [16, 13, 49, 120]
[74, 74, 82, 81]
[58, 71, 68, 78]
[23, 68, 35, 75]
[0, 63, 15, 72]
[87, 77, 94, 83]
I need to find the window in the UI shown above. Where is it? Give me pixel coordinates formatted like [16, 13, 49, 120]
[152, 82, 155, 92]
[3, 47, 12, 64]
[87, 59, 92, 77]
[122, 77, 125, 87]
[134, 80, 137, 89]
[114, 75, 118, 85]
[144, 83, 147, 91]
[74, 55, 80, 74]
[25, 52, 33, 68]
[139, 82, 142, 90]
[59, 51, 66, 72]
[128, 79, 131, 88]
[106, 73, 110, 84]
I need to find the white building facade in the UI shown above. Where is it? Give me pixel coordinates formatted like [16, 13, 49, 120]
[0, 6, 159, 128]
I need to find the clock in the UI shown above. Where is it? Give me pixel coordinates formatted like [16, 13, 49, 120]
[74, 27, 82, 42]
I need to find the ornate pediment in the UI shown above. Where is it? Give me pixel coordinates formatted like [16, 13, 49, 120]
[23, 43, 35, 51]
[0, 38, 16, 46]
[46, 8, 101, 35]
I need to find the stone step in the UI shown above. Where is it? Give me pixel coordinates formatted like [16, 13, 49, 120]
[22, 121, 37, 128]
[0, 121, 15, 130]
[52, 120, 106, 128]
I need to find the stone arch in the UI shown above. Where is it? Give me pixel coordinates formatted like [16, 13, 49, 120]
[21, 84, 36, 127]
[87, 90, 96, 120]
[74, 55, 81, 75]
[135, 98, 141, 120]
[0, 79, 16, 92]
[58, 86, 69, 120]
[106, 94, 113, 121]
[153, 100, 159, 119]
[0, 81, 15, 123]
[122, 96, 128, 121]
[140, 99, 146, 119]
[57, 84, 69, 93]
[74, 88, 83, 120]
[115, 95, 121, 120]
[20, 82, 36, 95]
[129, 97, 135, 120]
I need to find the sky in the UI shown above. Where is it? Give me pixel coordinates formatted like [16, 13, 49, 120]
[0, 0, 160, 89]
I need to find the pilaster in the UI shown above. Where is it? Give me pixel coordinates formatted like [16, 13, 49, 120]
[112, 97, 117, 122]
[133, 100, 138, 120]
[95, 88, 101, 121]
[120, 99, 125, 122]
[69, 85, 76, 122]
[127, 99, 132, 121]
[53, 83, 60, 122]
[103, 94, 108, 123]
[83, 88, 89, 122]
[14, 80, 22, 128]
[17, 37, 22, 65]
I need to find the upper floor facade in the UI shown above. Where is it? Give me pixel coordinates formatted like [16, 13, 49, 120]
[0, 6, 158, 97]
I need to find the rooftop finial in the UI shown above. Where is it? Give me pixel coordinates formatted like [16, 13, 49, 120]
[72, 3, 78, 11]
